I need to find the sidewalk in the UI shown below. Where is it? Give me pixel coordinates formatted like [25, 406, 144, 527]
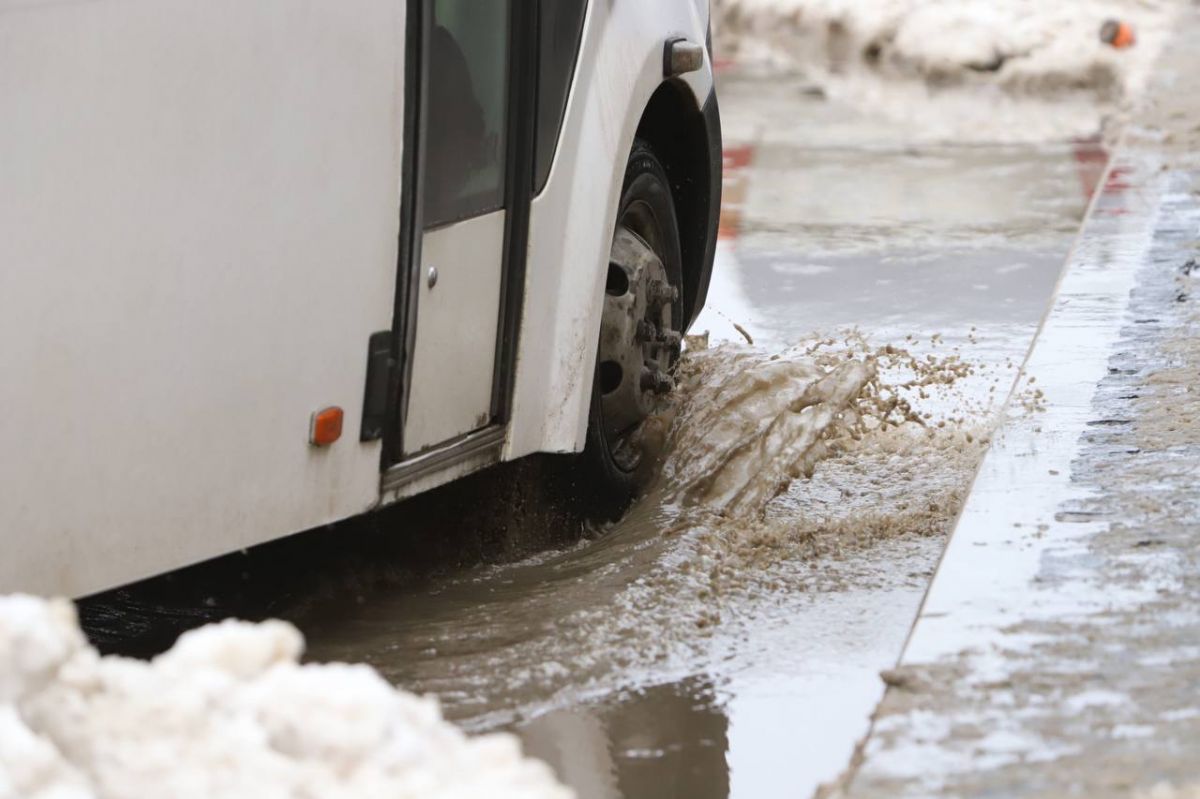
[831, 8, 1200, 798]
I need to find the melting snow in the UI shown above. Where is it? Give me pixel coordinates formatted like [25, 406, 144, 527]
[0, 595, 572, 799]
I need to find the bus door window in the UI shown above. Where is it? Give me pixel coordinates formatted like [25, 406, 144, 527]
[423, 0, 511, 229]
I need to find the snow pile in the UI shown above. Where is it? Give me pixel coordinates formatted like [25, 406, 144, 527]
[0, 595, 572, 799]
[713, 0, 1184, 141]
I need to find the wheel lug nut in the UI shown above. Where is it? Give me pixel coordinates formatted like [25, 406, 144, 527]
[648, 280, 679, 308]
[640, 367, 674, 395]
[636, 320, 657, 343]
[655, 329, 682, 350]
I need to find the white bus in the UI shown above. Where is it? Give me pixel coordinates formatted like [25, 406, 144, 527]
[1, 0, 721, 598]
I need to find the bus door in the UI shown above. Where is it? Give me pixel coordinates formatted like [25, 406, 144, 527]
[392, 0, 534, 461]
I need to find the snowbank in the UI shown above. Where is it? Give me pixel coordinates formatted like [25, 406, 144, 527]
[713, 0, 1183, 141]
[0, 595, 572, 799]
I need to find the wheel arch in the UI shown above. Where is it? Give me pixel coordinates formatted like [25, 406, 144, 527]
[634, 79, 722, 330]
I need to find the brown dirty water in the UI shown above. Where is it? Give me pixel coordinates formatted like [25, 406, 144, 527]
[293, 78, 1096, 798]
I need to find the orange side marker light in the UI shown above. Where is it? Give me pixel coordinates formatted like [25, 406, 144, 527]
[1101, 19, 1136, 49]
[310, 407, 344, 447]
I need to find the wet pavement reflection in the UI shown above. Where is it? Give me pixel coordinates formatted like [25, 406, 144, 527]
[293, 74, 1095, 798]
[520, 679, 730, 799]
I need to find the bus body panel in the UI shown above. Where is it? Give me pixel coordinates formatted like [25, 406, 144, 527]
[0, 0, 405, 596]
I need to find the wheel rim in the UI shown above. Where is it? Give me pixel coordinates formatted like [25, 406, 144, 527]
[597, 203, 682, 473]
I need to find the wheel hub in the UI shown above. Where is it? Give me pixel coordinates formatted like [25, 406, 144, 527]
[598, 225, 681, 471]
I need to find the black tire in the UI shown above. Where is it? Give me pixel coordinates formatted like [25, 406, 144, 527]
[577, 139, 685, 519]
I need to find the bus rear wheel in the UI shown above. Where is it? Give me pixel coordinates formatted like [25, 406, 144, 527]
[579, 139, 685, 518]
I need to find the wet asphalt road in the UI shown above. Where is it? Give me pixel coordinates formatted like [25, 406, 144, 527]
[80, 71, 1096, 798]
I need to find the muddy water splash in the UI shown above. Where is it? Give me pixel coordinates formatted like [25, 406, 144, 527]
[655, 336, 986, 526]
[583, 335, 997, 637]
[665, 350, 875, 517]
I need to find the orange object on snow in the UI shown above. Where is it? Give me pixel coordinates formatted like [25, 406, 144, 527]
[1101, 19, 1136, 49]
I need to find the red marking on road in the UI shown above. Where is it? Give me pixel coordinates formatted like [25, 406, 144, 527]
[719, 144, 757, 241]
[1072, 137, 1109, 203]
[723, 144, 756, 172]
[1104, 165, 1134, 192]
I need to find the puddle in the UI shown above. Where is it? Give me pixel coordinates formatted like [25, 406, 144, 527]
[295, 76, 1087, 798]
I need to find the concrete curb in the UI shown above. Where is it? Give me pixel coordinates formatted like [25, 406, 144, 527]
[838, 8, 1200, 795]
